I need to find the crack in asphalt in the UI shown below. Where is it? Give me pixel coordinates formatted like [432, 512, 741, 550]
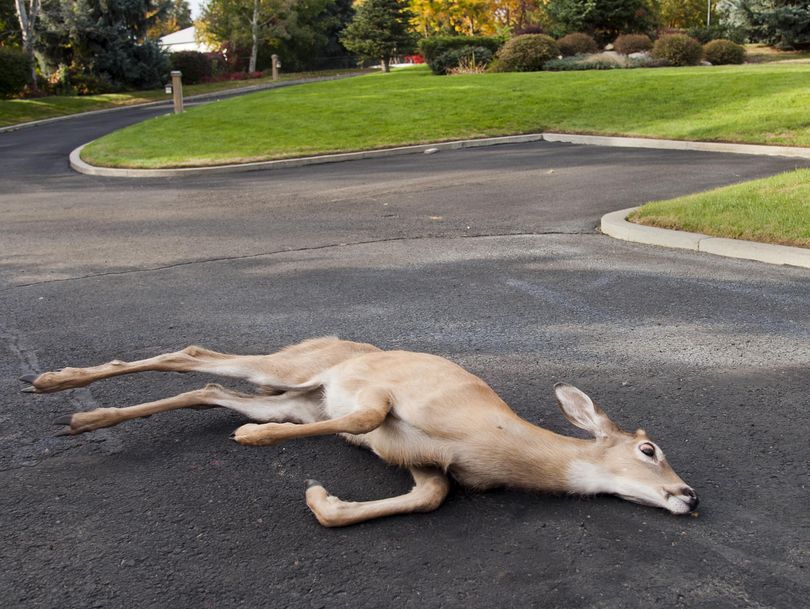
[1, 230, 598, 291]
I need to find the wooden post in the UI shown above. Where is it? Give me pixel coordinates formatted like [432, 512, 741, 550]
[171, 70, 184, 114]
[271, 54, 279, 81]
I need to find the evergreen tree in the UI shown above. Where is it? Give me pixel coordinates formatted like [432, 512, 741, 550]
[1, 0, 21, 46]
[146, 0, 193, 39]
[546, 0, 658, 43]
[341, 0, 415, 72]
[39, 0, 171, 89]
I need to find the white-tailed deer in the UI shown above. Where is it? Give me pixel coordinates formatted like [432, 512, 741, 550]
[21, 337, 698, 526]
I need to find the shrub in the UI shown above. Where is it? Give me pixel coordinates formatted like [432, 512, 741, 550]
[75, 73, 119, 95]
[651, 34, 703, 66]
[432, 46, 493, 75]
[687, 24, 745, 44]
[497, 34, 560, 72]
[613, 33, 653, 55]
[557, 32, 598, 56]
[0, 47, 31, 98]
[544, 54, 624, 71]
[514, 24, 545, 36]
[169, 51, 213, 85]
[447, 52, 491, 75]
[702, 39, 746, 64]
[418, 36, 503, 74]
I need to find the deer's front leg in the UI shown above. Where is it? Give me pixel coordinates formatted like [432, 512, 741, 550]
[19, 346, 256, 394]
[305, 467, 450, 527]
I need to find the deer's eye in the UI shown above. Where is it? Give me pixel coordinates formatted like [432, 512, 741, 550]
[639, 443, 656, 458]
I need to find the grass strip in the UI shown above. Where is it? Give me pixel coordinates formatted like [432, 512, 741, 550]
[0, 69, 370, 128]
[79, 64, 810, 169]
[629, 169, 810, 248]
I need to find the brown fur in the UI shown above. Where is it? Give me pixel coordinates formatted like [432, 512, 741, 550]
[25, 337, 697, 526]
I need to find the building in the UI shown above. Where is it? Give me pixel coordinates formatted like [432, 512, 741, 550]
[158, 26, 216, 54]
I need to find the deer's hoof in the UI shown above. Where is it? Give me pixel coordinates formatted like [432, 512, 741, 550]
[20, 373, 38, 385]
[305, 479, 323, 489]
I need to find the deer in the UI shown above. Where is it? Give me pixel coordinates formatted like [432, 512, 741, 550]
[20, 336, 699, 527]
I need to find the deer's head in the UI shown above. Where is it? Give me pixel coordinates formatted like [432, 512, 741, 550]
[554, 383, 699, 515]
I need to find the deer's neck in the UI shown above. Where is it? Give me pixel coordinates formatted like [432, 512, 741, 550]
[454, 416, 607, 494]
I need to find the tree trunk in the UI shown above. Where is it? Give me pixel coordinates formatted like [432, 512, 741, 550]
[381, 58, 390, 73]
[249, 0, 259, 73]
[14, 0, 40, 90]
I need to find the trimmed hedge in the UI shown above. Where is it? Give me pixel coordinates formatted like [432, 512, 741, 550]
[418, 36, 503, 74]
[497, 34, 560, 72]
[557, 33, 598, 56]
[651, 34, 703, 66]
[703, 39, 746, 65]
[169, 51, 214, 85]
[613, 34, 653, 55]
[0, 47, 31, 98]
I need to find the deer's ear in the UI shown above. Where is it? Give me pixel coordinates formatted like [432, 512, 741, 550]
[554, 383, 620, 439]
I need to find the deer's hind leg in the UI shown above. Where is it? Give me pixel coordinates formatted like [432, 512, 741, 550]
[231, 388, 390, 447]
[53, 383, 324, 436]
[305, 467, 450, 527]
[20, 346, 280, 394]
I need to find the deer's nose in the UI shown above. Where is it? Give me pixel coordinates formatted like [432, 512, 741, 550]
[681, 487, 699, 511]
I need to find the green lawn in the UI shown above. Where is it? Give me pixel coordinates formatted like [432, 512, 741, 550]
[80, 63, 810, 169]
[0, 69, 369, 128]
[629, 169, 810, 248]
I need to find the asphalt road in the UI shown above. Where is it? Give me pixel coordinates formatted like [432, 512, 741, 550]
[1, 103, 809, 609]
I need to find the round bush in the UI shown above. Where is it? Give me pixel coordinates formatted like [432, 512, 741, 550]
[557, 33, 598, 57]
[651, 34, 703, 66]
[169, 51, 213, 85]
[0, 47, 31, 98]
[497, 34, 561, 72]
[702, 39, 746, 65]
[613, 34, 653, 55]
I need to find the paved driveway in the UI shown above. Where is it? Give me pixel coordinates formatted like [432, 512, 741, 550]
[1, 109, 809, 609]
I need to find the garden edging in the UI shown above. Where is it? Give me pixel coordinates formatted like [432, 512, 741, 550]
[601, 207, 810, 269]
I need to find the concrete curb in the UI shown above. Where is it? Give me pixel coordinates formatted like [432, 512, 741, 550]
[70, 134, 547, 178]
[70, 131, 810, 178]
[601, 207, 810, 269]
[0, 73, 363, 135]
[542, 133, 810, 159]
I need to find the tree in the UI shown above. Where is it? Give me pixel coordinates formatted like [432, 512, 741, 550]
[660, 0, 710, 28]
[12, 0, 40, 87]
[1, 0, 21, 46]
[199, 0, 295, 72]
[262, 0, 356, 71]
[341, 0, 415, 72]
[546, 0, 659, 42]
[718, 0, 810, 48]
[146, 0, 193, 39]
[39, 0, 171, 89]
[409, 0, 504, 36]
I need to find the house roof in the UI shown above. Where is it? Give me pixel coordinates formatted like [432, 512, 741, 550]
[158, 26, 216, 53]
